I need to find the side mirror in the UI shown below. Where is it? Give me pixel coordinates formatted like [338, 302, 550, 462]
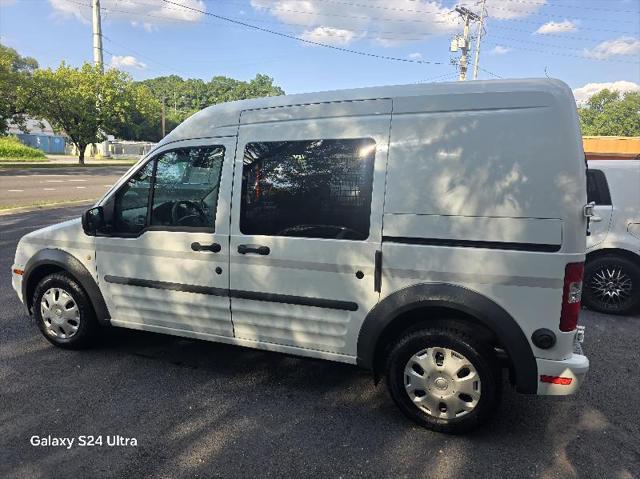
[82, 206, 105, 236]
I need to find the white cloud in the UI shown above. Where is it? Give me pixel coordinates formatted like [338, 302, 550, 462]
[110, 55, 147, 69]
[408, 52, 422, 60]
[535, 19, 577, 34]
[48, 0, 205, 28]
[584, 37, 640, 60]
[490, 45, 512, 55]
[251, 0, 461, 46]
[573, 81, 640, 104]
[299, 26, 358, 46]
[249, 0, 547, 48]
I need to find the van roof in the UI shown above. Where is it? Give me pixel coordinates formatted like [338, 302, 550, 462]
[160, 78, 573, 146]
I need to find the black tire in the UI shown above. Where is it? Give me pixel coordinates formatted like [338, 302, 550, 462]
[385, 325, 501, 434]
[583, 255, 640, 316]
[32, 272, 98, 349]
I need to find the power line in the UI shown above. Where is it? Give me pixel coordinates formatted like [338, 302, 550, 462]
[488, 34, 629, 53]
[485, 41, 640, 64]
[67, 0, 446, 43]
[478, 67, 503, 79]
[416, 71, 459, 84]
[488, 16, 638, 34]
[485, 4, 638, 24]
[211, 0, 638, 27]
[495, 0, 640, 14]
[158, 0, 448, 65]
[102, 35, 183, 73]
[490, 24, 636, 43]
[204, 0, 458, 25]
[210, 0, 640, 17]
[205, 0, 458, 17]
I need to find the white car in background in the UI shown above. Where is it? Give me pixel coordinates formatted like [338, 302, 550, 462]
[585, 160, 640, 315]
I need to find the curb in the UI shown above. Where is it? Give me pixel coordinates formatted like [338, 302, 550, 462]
[0, 199, 94, 216]
[0, 163, 136, 170]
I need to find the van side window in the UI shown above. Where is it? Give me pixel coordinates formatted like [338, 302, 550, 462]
[113, 160, 154, 234]
[240, 138, 376, 240]
[112, 145, 224, 234]
[150, 146, 224, 228]
[586, 169, 612, 205]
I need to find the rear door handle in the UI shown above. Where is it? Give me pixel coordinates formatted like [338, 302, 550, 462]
[237, 244, 270, 255]
[191, 242, 221, 253]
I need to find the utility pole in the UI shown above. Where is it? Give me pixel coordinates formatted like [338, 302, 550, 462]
[451, 6, 480, 81]
[472, 0, 487, 80]
[92, 0, 104, 72]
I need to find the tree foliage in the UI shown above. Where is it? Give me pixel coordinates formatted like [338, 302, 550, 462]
[112, 83, 164, 142]
[578, 89, 640, 137]
[138, 73, 285, 130]
[0, 44, 38, 134]
[21, 63, 133, 164]
[3, 44, 286, 156]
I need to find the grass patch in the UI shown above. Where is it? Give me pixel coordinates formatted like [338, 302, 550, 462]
[0, 136, 47, 161]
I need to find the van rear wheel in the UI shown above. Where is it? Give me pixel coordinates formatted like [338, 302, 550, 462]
[33, 272, 98, 349]
[385, 326, 501, 434]
[583, 256, 640, 316]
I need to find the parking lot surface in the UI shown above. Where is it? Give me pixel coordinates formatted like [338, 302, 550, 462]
[1, 206, 639, 478]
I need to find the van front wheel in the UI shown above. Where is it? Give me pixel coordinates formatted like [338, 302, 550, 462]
[32, 272, 98, 349]
[386, 326, 501, 434]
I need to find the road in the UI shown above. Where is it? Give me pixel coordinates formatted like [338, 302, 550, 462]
[1, 206, 639, 479]
[0, 167, 130, 209]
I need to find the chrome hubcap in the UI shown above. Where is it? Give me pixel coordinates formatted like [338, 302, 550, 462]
[40, 288, 80, 339]
[590, 266, 633, 307]
[404, 347, 481, 419]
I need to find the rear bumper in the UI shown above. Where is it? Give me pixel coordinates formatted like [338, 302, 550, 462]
[536, 352, 589, 395]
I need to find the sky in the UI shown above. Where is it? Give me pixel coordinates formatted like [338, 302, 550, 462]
[0, 0, 639, 102]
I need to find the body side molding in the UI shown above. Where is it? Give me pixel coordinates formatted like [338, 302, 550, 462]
[357, 282, 538, 394]
[383, 236, 560, 253]
[104, 275, 358, 311]
[23, 249, 111, 325]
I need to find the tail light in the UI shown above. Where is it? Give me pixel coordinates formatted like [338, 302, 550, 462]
[560, 262, 584, 332]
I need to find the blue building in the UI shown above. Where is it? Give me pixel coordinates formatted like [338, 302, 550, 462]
[16, 133, 66, 154]
[8, 118, 67, 154]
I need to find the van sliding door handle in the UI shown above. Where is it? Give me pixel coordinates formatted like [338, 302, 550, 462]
[191, 242, 221, 253]
[238, 244, 270, 255]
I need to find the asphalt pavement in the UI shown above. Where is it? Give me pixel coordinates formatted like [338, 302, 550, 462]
[1, 206, 639, 479]
[0, 167, 131, 209]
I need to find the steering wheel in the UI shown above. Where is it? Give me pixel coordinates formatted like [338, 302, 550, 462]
[171, 200, 207, 226]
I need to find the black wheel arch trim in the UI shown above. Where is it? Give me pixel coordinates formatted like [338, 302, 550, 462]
[22, 248, 111, 325]
[357, 282, 538, 394]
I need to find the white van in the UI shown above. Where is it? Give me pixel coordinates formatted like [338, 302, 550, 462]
[585, 159, 640, 315]
[12, 79, 590, 433]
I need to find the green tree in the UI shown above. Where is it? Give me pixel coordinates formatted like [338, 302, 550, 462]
[579, 89, 640, 137]
[112, 83, 164, 142]
[0, 43, 38, 134]
[22, 63, 132, 164]
[138, 73, 284, 134]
